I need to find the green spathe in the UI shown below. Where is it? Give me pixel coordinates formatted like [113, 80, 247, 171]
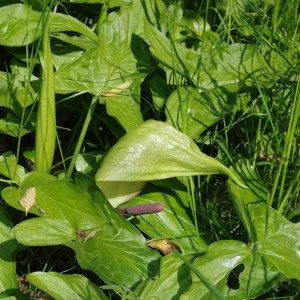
[95, 120, 245, 182]
[95, 120, 246, 206]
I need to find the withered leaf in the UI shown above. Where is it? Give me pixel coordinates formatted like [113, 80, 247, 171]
[148, 239, 179, 255]
[19, 187, 36, 216]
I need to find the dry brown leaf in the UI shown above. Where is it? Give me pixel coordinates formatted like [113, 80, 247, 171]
[19, 187, 36, 216]
[148, 239, 179, 255]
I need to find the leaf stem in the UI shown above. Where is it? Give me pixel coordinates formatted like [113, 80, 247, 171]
[275, 77, 300, 210]
[66, 96, 98, 178]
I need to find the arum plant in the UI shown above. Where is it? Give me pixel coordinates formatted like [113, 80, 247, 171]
[35, 6, 56, 173]
[95, 120, 247, 207]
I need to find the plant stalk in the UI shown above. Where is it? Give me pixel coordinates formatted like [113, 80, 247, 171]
[66, 96, 98, 178]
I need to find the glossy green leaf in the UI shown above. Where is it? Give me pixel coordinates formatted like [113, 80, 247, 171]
[134, 254, 193, 299]
[3, 172, 160, 289]
[96, 120, 244, 181]
[0, 152, 25, 181]
[128, 188, 207, 254]
[27, 272, 108, 300]
[166, 86, 238, 138]
[13, 218, 75, 246]
[144, 22, 286, 92]
[0, 4, 97, 47]
[71, 222, 160, 289]
[135, 240, 285, 299]
[179, 240, 282, 299]
[95, 120, 246, 206]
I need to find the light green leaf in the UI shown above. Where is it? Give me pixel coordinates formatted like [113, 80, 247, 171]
[3, 172, 108, 223]
[95, 120, 246, 206]
[35, 12, 56, 173]
[27, 272, 108, 300]
[95, 120, 244, 181]
[0, 4, 97, 47]
[166, 86, 238, 138]
[12, 218, 75, 246]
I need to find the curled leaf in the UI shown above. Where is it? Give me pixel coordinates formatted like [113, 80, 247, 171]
[76, 229, 97, 244]
[101, 80, 132, 97]
[19, 187, 36, 216]
[84, 230, 96, 244]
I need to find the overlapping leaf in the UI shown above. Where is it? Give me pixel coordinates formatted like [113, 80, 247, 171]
[130, 160, 300, 298]
[179, 240, 284, 299]
[0, 72, 38, 110]
[1, 172, 160, 288]
[166, 86, 237, 138]
[134, 254, 193, 299]
[182, 161, 300, 299]
[0, 152, 25, 181]
[144, 21, 287, 92]
[54, 3, 155, 96]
